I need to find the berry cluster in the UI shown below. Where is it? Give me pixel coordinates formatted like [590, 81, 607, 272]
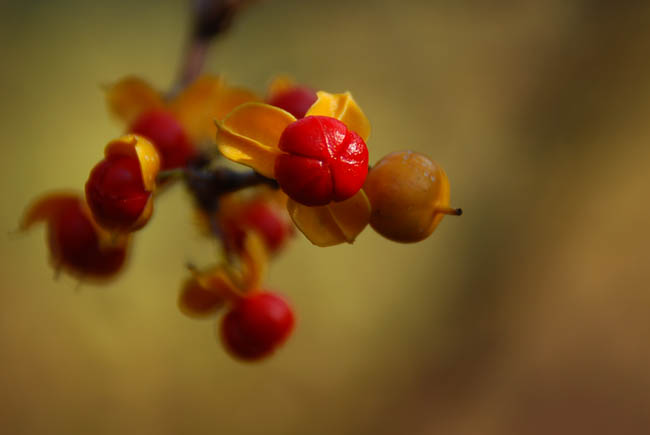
[22, 74, 461, 360]
[22, 73, 460, 361]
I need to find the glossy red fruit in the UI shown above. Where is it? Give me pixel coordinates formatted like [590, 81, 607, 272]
[222, 200, 293, 254]
[85, 155, 151, 231]
[220, 291, 295, 361]
[129, 109, 195, 170]
[274, 116, 368, 206]
[268, 86, 317, 119]
[52, 199, 127, 277]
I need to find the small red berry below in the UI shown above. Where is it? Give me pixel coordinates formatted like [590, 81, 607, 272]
[179, 232, 295, 361]
[221, 291, 294, 360]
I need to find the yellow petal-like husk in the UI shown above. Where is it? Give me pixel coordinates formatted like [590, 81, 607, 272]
[170, 75, 260, 144]
[105, 134, 161, 192]
[214, 86, 262, 121]
[286, 190, 370, 247]
[270, 189, 290, 208]
[128, 195, 155, 232]
[194, 266, 239, 297]
[326, 190, 371, 243]
[215, 123, 280, 178]
[286, 200, 345, 247]
[178, 276, 226, 318]
[305, 91, 371, 141]
[20, 192, 80, 231]
[21, 192, 127, 247]
[214, 103, 297, 178]
[221, 103, 296, 149]
[104, 76, 164, 124]
[21, 192, 130, 280]
[239, 231, 269, 291]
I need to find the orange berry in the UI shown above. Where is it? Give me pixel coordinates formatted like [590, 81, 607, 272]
[363, 151, 461, 243]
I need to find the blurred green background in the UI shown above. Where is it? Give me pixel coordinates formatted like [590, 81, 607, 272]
[2, 1, 650, 434]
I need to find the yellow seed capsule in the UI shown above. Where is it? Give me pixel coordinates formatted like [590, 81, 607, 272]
[364, 151, 461, 243]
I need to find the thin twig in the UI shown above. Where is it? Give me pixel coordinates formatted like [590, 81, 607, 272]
[169, 0, 254, 98]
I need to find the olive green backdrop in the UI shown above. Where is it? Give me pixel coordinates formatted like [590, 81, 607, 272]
[2, 1, 650, 434]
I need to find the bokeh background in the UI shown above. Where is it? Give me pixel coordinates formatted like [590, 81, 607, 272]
[2, 1, 650, 434]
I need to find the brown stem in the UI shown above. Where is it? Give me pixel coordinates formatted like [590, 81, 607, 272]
[436, 206, 463, 216]
[169, 39, 210, 98]
[169, 0, 253, 98]
[182, 156, 278, 213]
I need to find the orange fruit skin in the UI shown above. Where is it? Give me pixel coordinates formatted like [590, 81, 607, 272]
[364, 151, 451, 243]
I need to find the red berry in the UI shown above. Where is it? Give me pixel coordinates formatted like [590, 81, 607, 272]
[268, 86, 317, 119]
[51, 199, 126, 277]
[220, 291, 295, 360]
[85, 155, 151, 231]
[222, 200, 293, 254]
[274, 116, 368, 206]
[129, 109, 195, 170]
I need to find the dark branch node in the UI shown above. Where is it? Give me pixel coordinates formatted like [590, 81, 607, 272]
[183, 154, 278, 213]
[192, 0, 251, 41]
